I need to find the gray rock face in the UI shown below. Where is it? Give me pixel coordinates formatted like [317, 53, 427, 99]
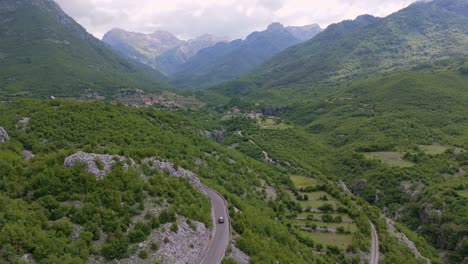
[418, 205, 442, 224]
[142, 158, 202, 189]
[23, 150, 34, 161]
[152, 219, 208, 264]
[338, 180, 352, 194]
[203, 129, 226, 144]
[63, 151, 135, 178]
[228, 242, 251, 264]
[352, 179, 367, 195]
[0, 127, 9, 143]
[286, 24, 322, 41]
[117, 218, 209, 264]
[386, 217, 431, 264]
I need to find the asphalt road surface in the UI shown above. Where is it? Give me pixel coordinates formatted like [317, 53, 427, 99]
[200, 186, 230, 264]
[370, 222, 379, 264]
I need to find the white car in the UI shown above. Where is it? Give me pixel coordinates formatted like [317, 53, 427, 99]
[218, 217, 225, 224]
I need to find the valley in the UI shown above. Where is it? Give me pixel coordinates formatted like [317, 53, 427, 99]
[0, 0, 467, 263]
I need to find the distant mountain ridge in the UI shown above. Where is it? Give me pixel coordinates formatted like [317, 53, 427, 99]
[0, 0, 169, 98]
[170, 22, 322, 90]
[102, 29, 229, 75]
[208, 0, 468, 102]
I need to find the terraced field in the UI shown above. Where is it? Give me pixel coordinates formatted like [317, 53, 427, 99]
[288, 175, 355, 250]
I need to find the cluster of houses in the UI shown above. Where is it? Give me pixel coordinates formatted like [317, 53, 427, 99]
[142, 97, 183, 108]
[229, 107, 264, 120]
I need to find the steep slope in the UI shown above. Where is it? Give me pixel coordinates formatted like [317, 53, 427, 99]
[171, 23, 322, 90]
[0, 99, 364, 264]
[103, 29, 228, 75]
[0, 0, 170, 99]
[209, 0, 468, 101]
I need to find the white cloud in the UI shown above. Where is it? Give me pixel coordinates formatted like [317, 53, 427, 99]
[54, 0, 416, 40]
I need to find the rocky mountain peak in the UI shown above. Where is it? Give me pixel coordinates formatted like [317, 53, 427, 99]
[286, 24, 323, 41]
[267, 22, 285, 32]
[151, 30, 182, 42]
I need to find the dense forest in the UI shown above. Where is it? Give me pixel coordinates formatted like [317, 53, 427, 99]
[0, 100, 379, 263]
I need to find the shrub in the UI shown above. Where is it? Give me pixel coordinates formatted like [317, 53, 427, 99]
[159, 209, 176, 224]
[320, 195, 328, 201]
[128, 230, 146, 243]
[101, 232, 129, 260]
[138, 250, 148, 259]
[151, 242, 159, 251]
[318, 203, 334, 213]
[170, 223, 179, 233]
[322, 214, 334, 223]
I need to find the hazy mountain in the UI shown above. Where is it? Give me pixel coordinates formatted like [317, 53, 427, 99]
[102, 29, 228, 75]
[156, 34, 230, 75]
[209, 0, 468, 101]
[171, 23, 322, 90]
[102, 29, 184, 68]
[0, 0, 169, 98]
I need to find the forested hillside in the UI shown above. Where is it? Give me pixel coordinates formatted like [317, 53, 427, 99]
[0, 0, 169, 99]
[214, 59, 468, 262]
[0, 99, 379, 264]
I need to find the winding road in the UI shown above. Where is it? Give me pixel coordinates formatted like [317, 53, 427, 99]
[200, 185, 230, 264]
[370, 222, 379, 264]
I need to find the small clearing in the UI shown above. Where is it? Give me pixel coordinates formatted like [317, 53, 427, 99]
[301, 232, 353, 249]
[291, 175, 318, 188]
[257, 117, 292, 130]
[363, 152, 414, 168]
[419, 144, 464, 155]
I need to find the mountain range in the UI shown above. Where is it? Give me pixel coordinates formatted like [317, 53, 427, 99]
[103, 23, 322, 90]
[208, 0, 468, 103]
[170, 22, 322, 89]
[102, 29, 229, 75]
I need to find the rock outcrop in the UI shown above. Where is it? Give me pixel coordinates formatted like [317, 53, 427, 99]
[352, 179, 367, 195]
[118, 218, 209, 264]
[63, 151, 135, 178]
[338, 180, 352, 194]
[23, 150, 34, 161]
[0, 127, 9, 143]
[227, 242, 251, 264]
[418, 205, 442, 224]
[204, 129, 226, 144]
[386, 217, 431, 264]
[142, 158, 203, 190]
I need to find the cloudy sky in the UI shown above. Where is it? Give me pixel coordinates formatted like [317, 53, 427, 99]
[55, 0, 417, 40]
